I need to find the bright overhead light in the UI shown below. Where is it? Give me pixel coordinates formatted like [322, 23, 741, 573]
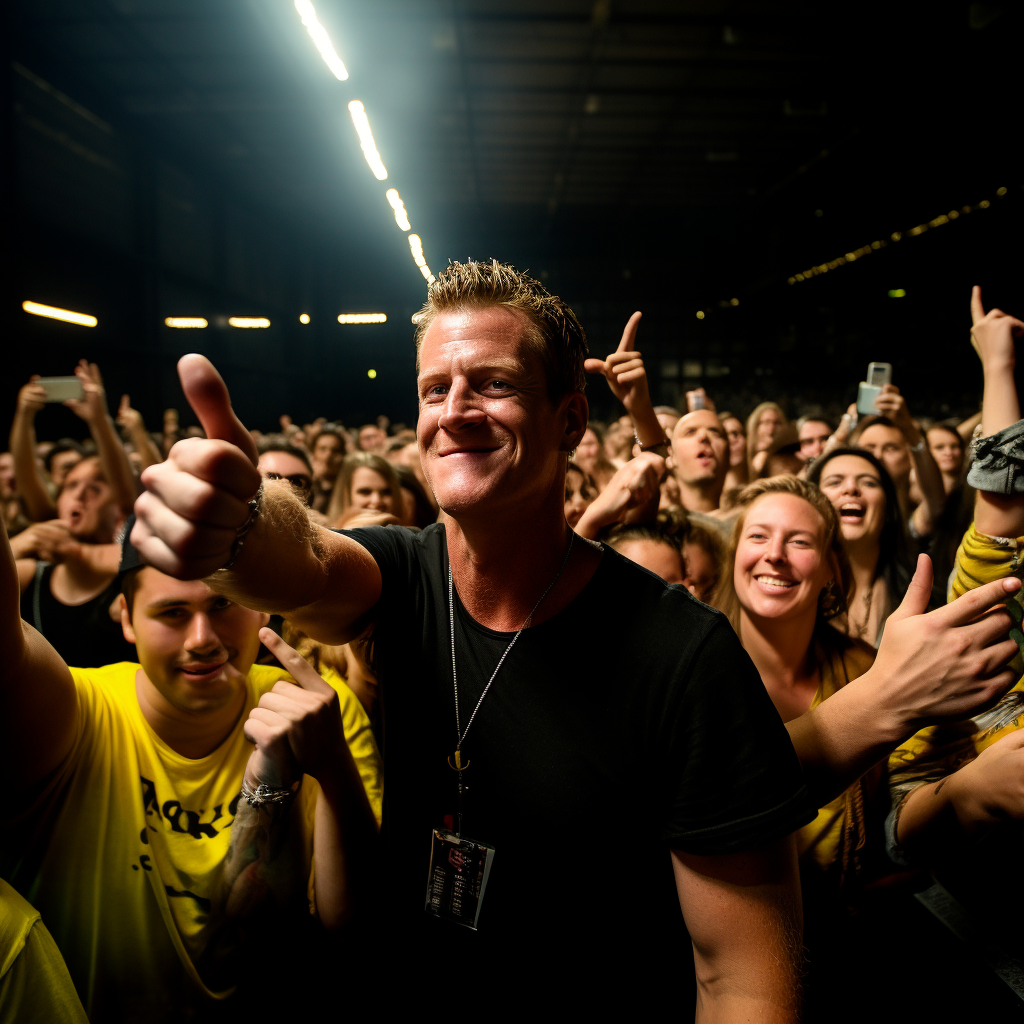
[348, 101, 388, 180]
[408, 234, 436, 284]
[164, 317, 208, 328]
[22, 300, 97, 327]
[367, 369, 377, 379]
[386, 188, 411, 231]
[293, 0, 349, 81]
[338, 313, 387, 324]
[695, 311, 705, 320]
[299, 313, 311, 324]
[228, 317, 270, 328]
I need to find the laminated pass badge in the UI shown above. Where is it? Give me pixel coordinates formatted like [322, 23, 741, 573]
[424, 829, 495, 930]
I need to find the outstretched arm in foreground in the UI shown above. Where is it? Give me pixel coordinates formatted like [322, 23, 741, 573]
[0, 516, 77, 791]
[786, 554, 1020, 806]
[132, 355, 382, 645]
[222, 630, 377, 927]
[673, 836, 802, 1024]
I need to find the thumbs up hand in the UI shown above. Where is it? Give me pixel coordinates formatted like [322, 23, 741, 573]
[132, 355, 262, 579]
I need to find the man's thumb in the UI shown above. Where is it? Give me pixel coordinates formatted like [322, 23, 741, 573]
[177, 354, 258, 465]
[890, 553, 933, 621]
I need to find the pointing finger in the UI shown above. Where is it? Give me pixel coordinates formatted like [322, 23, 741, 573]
[616, 311, 642, 353]
[971, 285, 985, 326]
[260, 627, 334, 695]
[932, 575, 1023, 628]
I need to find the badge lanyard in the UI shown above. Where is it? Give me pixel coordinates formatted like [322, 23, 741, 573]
[446, 532, 574, 837]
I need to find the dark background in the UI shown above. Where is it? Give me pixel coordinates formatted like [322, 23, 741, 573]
[2, 0, 1020, 438]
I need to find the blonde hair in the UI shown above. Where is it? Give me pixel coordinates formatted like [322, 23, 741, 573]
[327, 452, 402, 524]
[413, 259, 588, 401]
[745, 401, 788, 463]
[711, 475, 850, 631]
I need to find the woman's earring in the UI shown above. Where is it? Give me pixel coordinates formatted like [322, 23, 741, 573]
[820, 580, 840, 616]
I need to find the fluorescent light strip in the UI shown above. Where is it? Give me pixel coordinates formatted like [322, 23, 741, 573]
[347, 101, 388, 180]
[228, 317, 270, 328]
[22, 300, 97, 327]
[293, 0, 349, 81]
[338, 313, 387, 324]
[408, 234, 436, 284]
[386, 188, 411, 231]
[164, 317, 208, 328]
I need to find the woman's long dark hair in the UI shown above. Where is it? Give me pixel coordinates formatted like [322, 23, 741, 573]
[807, 447, 913, 609]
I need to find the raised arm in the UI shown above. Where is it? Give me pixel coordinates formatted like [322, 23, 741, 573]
[873, 384, 946, 536]
[131, 355, 382, 645]
[584, 312, 668, 450]
[0, 514, 77, 791]
[968, 286, 1024, 538]
[786, 555, 1020, 806]
[64, 361, 137, 518]
[223, 629, 377, 927]
[9, 378, 58, 522]
[574, 453, 664, 539]
[672, 836, 802, 1023]
[117, 393, 163, 472]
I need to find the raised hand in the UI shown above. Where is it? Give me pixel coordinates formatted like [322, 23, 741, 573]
[16, 377, 47, 418]
[583, 312, 650, 414]
[131, 354, 261, 579]
[117, 394, 143, 432]
[971, 284, 1024, 370]
[873, 384, 919, 439]
[575, 453, 665, 539]
[64, 360, 108, 424]
[873, 554, 1021, 729]
[243, 628, 347, 789]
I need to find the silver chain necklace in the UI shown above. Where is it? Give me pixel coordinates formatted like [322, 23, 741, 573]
[446, 532, 574, 831]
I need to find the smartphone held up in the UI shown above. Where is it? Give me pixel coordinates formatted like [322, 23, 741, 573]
[36, 377, 85, 403]
[856, 362, 892, 417]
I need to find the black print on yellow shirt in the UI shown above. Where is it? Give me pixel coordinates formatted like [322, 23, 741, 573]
[139, 775, 241, 840]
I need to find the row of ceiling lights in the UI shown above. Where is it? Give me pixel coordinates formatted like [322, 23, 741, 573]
[21, 302, 387, 329]
[295, 0, 435, 286]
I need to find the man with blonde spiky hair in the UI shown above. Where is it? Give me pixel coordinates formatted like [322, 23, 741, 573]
[131, 259, 823, 1015]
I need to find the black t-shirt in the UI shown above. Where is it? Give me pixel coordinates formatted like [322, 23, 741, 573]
[345, 523, 813, 1000]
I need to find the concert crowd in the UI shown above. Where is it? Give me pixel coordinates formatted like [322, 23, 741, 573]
[2, 261, 1024, 1021]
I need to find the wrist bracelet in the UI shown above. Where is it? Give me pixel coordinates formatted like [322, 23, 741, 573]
[223, 484, 263, 570]
[240, 780, 298, 807]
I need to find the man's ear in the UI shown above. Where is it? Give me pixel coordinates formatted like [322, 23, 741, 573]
[119, 594, 136, 644]
[561, 393, 590, 453]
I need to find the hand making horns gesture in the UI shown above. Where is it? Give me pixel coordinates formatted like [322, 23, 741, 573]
[132, 354, 262, 579]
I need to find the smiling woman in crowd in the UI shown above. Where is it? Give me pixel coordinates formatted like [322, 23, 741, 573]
[326, 452, 402, 527]
[808, 448, 912, 646]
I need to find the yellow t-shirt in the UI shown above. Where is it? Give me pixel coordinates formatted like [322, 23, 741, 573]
[1, 661, 382, 1020]
[889, 523, 1024, 809]
[796, 635, 878, 876]
[0, 878, 88, 1024]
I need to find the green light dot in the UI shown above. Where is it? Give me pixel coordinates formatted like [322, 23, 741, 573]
[367, 368, 377, 379]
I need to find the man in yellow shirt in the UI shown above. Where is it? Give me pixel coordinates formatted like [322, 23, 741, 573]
[0, 510, 381, 1020]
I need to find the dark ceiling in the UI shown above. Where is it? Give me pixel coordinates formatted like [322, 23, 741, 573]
[3, 1, 1021, 430]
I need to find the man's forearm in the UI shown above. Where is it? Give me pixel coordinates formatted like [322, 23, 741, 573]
[9, 412, 56, 522]
[311, 754, 379, 929]
[786, 670, 907, 807]
[88, 413, 138, 516]
[895, 774, 990, 865]
[129, 423, 163, 471]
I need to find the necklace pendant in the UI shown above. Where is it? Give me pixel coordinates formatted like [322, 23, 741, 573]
[448, 749, 470, 771]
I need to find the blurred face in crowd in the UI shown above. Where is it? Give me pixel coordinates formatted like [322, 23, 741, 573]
[349, 466, 396, 513]
[417, 306, 583, 519]
[359, 425, 387, 453]
[56, 456, 120, 543]
[656, 410, 681, 436]
[575, 428, 601, 473]
[311, 433, 345, 482]
[613, 538, 686, 586]
[927, 427, 964, 475]
[0, 453, 15, 500]
[258, 450, 313, 506]
[754, 409, 783, 452]
[857, 423, 910, 487]
[49, 449, 83, 489]
[817, 454, 886, 549]
[564, 465, 597, 528]
[682, 540, 718, 603]
[121, 568, 266, 716]
[734, 493, 831, 625]
[798, 419, 831, 463]
[722, 416, 746, 468]
[671, 411, 729, 488]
